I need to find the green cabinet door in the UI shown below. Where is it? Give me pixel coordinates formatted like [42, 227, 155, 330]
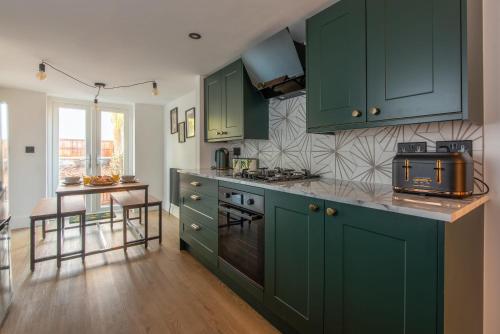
[324, 201, 439, 334]
[307, 0, 366, 130]
[265, 190, 324, 334]
[366, 0, 462, 122]
[221, 59, 244, 139]
[205, 71, 223, 141]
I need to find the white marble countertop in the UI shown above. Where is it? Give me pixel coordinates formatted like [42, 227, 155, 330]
[179, 169, 489, 223]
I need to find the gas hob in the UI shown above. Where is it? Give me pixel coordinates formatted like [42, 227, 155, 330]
[234, 167, 320, 183]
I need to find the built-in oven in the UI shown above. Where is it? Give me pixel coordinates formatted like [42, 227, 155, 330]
[218, 187, 264, 287]
[0, 216, 12, 324]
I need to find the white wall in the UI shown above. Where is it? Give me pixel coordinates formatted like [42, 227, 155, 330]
[135, 103, 164, 201]
[483, 0, 500, 332]
[164, 77, 201, 216]
[0, 87, 46, 229]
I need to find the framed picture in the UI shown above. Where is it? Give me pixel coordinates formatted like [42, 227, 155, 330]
[185, 107, 195, 138]
[178, 122, 186, 143]
[170, 107, 178, 134]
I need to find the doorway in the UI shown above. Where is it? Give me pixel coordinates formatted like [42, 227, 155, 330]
[49, 98, 132, 212]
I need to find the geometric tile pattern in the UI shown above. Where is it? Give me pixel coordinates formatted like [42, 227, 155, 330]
[226, 95, 484, 186]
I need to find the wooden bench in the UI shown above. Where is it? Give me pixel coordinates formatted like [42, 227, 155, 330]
[30, 196, 86, 271]
[110, 191, 162, 250]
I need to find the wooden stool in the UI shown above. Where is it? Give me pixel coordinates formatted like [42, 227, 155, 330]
[29, 196, 86, 271]
[110, 191, 162, 251]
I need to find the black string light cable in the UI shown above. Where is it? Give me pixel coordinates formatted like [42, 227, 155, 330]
[36, 61, 159, 103]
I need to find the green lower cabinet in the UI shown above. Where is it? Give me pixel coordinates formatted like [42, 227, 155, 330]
[264, 190, 324, 334]
[324, 201, 439, 334]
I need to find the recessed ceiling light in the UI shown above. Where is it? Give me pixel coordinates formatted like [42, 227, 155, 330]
[188, 33, 202, 40]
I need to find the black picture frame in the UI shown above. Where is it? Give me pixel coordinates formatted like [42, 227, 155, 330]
[178, 122, 186, 143]
[185, 107, 195, 138]
[170, 107, 178, 134]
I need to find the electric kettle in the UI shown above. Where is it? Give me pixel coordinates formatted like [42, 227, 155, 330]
[214, 148, 230, 170]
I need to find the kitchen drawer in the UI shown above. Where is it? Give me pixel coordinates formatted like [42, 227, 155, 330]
[180, 203, 217, 232]
[180, 188, 218, 219]
[180, 174, 217, 198]
[181, 216, 217, 266]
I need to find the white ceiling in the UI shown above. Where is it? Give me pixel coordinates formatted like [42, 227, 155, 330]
[0, 0, 334, 105]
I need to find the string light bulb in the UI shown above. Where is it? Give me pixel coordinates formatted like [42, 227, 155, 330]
[36, 63, 47, 81]
[152, 82, 159, 96]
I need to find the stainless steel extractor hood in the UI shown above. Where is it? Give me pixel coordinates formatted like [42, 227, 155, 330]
[242, 28, 306, 100]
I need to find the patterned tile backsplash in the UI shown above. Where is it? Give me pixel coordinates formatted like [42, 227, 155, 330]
[225, 95, 484, 185]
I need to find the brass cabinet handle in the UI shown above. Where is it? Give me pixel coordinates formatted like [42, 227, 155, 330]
[216, 131, 222, 135]
[190, 194, 201, 201]
[326, 208, 337, 217]
[190, 223, 201, 231]
[308, 203, 320, 212]
[190, 181, 201, 187]
[221, 131, 228, 135]
[370, 107, 381, 115]
[352, 110, 362, 118]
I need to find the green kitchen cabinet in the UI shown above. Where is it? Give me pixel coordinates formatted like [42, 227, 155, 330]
[306, 0, 483, 132]
[324, 201, 439, 333]
[205, 71, 223, 140]
[366, 0, 461, 123]
[178, 175, 484, 334]
[204, 59, 269, 142]
[306, 0, 366, 129]
[264, 190, 324, 334]
[179, 174, 219, 268]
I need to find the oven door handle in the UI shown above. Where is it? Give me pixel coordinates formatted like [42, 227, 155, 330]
[218, 205, 262, 222]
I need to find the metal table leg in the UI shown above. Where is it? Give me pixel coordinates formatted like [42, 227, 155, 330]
[81, 213, 86, 263]
[56, 194, 62, 268]
[159, 203, 162, 245]
[42, 219, 46, 239]
[110, 196, 114, 231]
[123, 208, 128, 252]
[30, 218, 35, 271]
[144, 186, 148, 249]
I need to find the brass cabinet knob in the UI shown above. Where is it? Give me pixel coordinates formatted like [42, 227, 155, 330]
[308, 203, 320, 212]
[370, 107, 381, 115]
[190, 181, 201, 187]
[190, 223, 201, 231]
[352, 110, 362, 118]
[190, 194, 201, 201]
[326, 208, 337, 216]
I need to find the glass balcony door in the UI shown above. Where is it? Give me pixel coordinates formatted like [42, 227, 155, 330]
[51, 99, 131, 213]
[95, 106, 129, 209]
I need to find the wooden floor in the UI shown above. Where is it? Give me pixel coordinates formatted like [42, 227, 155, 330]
[0, 212, 278, 334]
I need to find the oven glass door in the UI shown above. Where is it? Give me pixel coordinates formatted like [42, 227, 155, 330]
[218, 203, 264, 287]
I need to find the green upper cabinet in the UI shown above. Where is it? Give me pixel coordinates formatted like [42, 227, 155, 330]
[265, 190, 324, 334]
[307, 0, 483, 132]
[205, 71, 223, 140]
[307, 0, 367, 129]
[366, 0, 461, 122]
[204, 59, 269, 142]
[324, 201, 439, 334]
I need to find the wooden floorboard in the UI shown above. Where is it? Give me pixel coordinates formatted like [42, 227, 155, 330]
[1, 212, 279, 334]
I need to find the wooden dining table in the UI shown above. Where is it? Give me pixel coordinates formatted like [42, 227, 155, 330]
[55, 182, 150, 268]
